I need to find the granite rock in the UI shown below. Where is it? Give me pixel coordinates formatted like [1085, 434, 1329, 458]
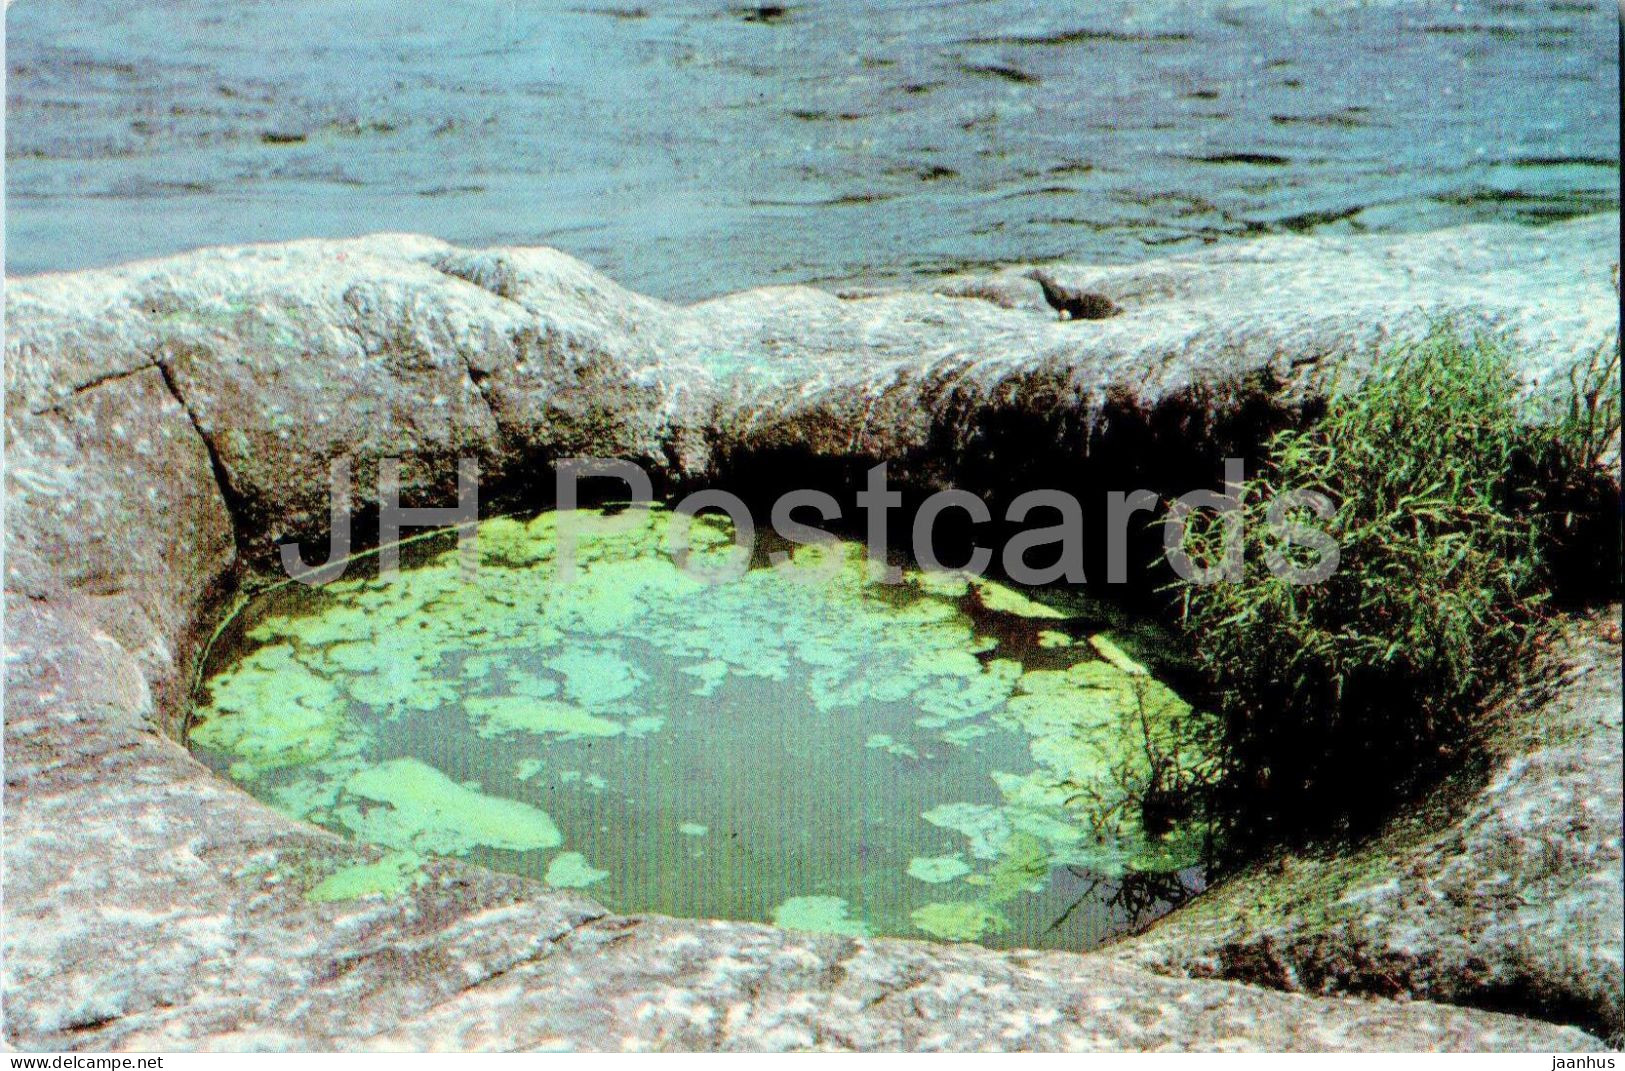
[1117, 608, 1625, 1043]
[4, 216, 1619, 1051]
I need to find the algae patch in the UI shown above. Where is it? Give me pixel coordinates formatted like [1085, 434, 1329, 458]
[338, 759, 562, 855]
[907, 855, 972, 884]
[190, 506, 1210, 951]
[308, 851, 426, 902]
[970, 578, 1067, 619]
[911, 901, 1009, 941]
[545, 851, 610, 889]
[772, 896, 871, 937]
[468, 697, 627, 740]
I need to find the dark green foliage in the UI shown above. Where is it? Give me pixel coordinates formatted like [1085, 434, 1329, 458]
[1518, 336, 1623, 603]
[1173, 328, 1621, 851]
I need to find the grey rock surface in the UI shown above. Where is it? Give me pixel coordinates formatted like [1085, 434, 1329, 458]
[5, 366, 236, 724]
[1117, 608, 1625, 1043]
[4, 215, 1620, 1051]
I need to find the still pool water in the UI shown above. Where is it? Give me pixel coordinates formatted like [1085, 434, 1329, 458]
[189, 507, 1211, 948]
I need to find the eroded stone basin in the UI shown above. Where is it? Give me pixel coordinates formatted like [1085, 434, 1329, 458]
[188, 506, 1209, 949]
[8, 221, 1617, 1050]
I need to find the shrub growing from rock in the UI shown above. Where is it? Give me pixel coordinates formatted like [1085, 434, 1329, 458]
[1174, 327, 1620, 851]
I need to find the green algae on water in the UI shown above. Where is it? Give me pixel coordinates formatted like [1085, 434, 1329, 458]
[911, 900, 1009, 941]
[338, 758, 563, 855]
[468, 696, 627, 740]
[907, 855, 972, 884]
[308, 851, 426, 903]
[772, 895, 871, 937]
[969, 577, 1067, 619]
[188, 645, 358, 780]
[1087, 633, 1148, 676]
[865, 733, 919, 759]
[189, 505, 1211, 952]
[545, 851, 610, 889]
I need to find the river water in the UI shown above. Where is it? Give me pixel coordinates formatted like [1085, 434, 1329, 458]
[5, 0, 1618, 297]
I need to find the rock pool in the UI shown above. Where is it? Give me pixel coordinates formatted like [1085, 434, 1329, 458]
[189, 506, 1211, 949]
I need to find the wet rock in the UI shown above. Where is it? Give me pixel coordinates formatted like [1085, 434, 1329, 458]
[3, 214, 1619, 1050]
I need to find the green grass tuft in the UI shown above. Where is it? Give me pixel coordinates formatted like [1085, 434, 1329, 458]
[1173, 326, 1620, 850]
